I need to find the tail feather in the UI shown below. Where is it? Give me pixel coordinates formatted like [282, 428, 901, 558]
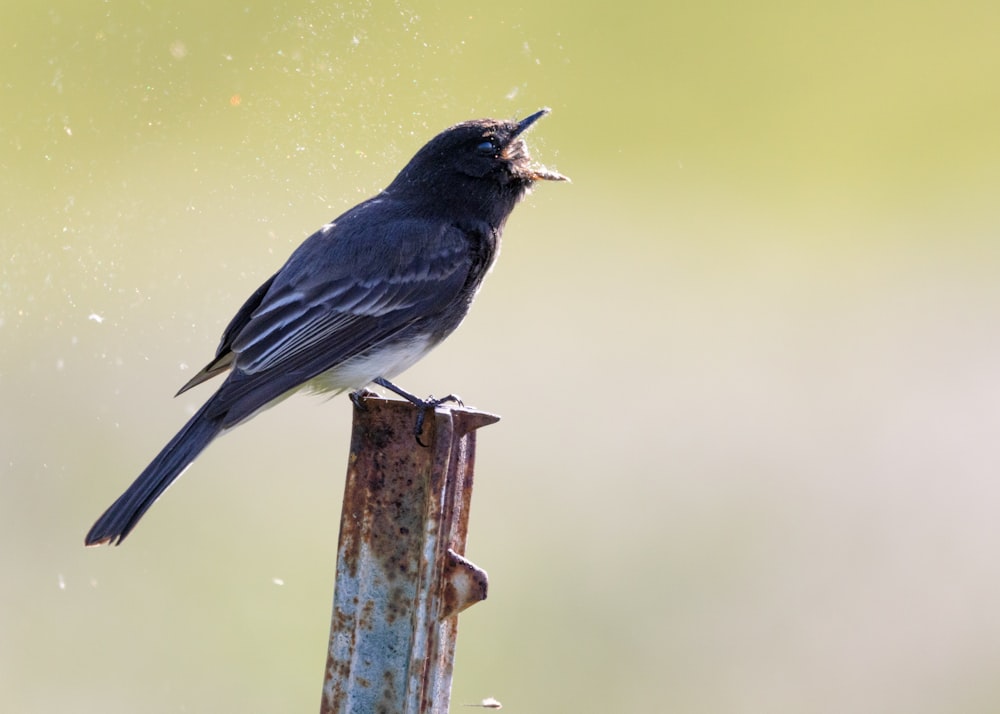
[85, 398, 225, 546]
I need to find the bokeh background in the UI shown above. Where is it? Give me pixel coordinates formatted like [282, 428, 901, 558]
[4, 1, 1000, 711]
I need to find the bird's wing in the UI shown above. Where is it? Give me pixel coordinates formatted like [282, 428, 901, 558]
[201, 217, 477, 426]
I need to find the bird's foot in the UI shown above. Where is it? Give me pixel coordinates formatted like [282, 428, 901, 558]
[373, 377, 463, 446]
[412, 393, 464, 446]
[349, 387, 379, 410]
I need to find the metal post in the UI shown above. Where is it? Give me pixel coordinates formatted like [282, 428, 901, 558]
[320, 396, 499, 714]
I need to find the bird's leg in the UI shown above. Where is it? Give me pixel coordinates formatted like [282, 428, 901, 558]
[373, 377, 463, 446]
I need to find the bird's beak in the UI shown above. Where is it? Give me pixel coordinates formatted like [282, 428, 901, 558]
[528, 165, 570, 182]
[514, 108, 570, 182]
[514, 108, 552, 136]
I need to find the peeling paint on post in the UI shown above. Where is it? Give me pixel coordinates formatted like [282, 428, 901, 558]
[320, 396, 498, 714]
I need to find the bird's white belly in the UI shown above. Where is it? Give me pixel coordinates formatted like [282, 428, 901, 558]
[305, 334, 436, 395]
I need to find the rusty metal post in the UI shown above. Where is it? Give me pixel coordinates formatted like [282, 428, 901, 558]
[320, 396, 499, 714]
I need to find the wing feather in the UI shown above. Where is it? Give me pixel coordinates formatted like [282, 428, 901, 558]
[198, 213, 476, 426]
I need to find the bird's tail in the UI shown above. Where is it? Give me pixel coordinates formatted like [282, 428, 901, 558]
[85, 397, 225, 546]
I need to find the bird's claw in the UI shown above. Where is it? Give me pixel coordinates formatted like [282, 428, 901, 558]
[413, 394, 463, 447]
[349, 387, 379, 410]
[370, 377, 465, 447]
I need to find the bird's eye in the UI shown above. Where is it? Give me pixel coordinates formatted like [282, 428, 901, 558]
[475, 139, 497, 155]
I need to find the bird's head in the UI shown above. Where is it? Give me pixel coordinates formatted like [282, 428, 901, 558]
[388, 109, 568, 223]
[442, 108, 569, 185]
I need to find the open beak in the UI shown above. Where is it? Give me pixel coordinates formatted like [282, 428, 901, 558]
[513, 108, 570, 182]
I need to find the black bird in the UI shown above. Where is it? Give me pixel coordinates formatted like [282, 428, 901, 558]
[85, 109, 567, 546]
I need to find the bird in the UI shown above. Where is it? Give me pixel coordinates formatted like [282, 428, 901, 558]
[84, 108, 567, 546]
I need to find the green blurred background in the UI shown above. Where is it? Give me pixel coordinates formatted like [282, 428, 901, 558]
[4, 1, 1000, 711]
